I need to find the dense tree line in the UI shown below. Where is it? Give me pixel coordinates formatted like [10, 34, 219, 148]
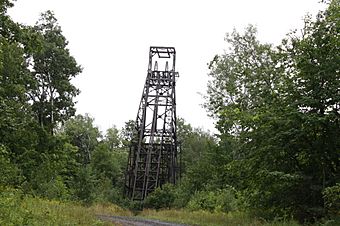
[204, 0, 339, 222]
[1, 0, 339, 224]
[145, 0, 339, 223]
[0, 1, 128, 204]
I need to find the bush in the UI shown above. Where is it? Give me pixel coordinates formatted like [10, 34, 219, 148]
[144, 183, 175, 209]
[323, 184, 340, 216]
[186, 187, 237, 212]
[0, 186, 30, 225]
[38, 176, 70, 200]
[71, 166, 97, 203]
[0, 186, 111, 225]
[171, 176, 198, 208]
[0, 145, 22, 186]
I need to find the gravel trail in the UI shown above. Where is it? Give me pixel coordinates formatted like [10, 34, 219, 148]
[97, 215, 189, 226]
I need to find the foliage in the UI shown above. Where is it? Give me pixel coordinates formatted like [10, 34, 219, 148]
[0, 0, 14, 14]
[61, 114, 101, 165]
[91, 143, 120, 184]
[0, 186, 129, 226]
[177, 118, 219, 190]
[0, 3, 129, 206]
[144, 183, 176, 209]
[204, 0, 339, 222]
[177, 118, 217, 172]
[0, 1, 88, 206]
[70, 166, 97, 203]
[120, 119, 136, 147]
[105, 125, 121, 149]
[186, 187, 238, 213]
[27, 10, 82, 133]
[0, 145, 22, 185]
[139, 209, 300, 226]
[90, 143, 128, 204]
[1, 1, 339, 225]
[36, 175, 71, 200]
[323, 184, 340, 216]
[59, 114, 129, 203]
[171, 177, 193, 208]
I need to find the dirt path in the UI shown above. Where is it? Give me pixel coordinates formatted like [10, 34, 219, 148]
[97, 215, 189, 226]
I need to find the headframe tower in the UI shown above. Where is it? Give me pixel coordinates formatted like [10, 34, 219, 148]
[125, 46, 179, 201]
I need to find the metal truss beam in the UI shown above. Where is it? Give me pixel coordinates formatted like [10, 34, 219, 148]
[125, 46, 179, 201]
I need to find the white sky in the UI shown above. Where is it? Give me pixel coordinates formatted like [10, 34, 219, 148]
[8, 0, 325, 134]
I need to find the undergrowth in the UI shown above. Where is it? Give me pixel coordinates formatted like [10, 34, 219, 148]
[0, 186, 131, 225]
[139, 209, 301, 226]
[1, 186, 338, 226]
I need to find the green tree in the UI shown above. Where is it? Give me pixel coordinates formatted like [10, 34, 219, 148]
[177, 118, 217, 173]
[105, 125, 121, 149]
[26, 134, 78, 199]
[91, 143, 121, 185]
[0, 33, 35, 158]
[61, 114, 101, 165]
[171, 118, 219, 207]
[206, 25, 284, 136]
[0, 0, 40, 187]
[28, 11, 82, 133]
[284, 0, 339, 186]
[205, 1, 339, 221]
[144, 183, 176, 209]
[121, 119, 136, 147]
[0, 145, 22, 186]
[71, 165, 97, 203]
[61, 118, 129, 203]
[0, 0, 14, 13]
[279, 0, 340, 219]
[1, 3, 86, 202]
[90, 142, 128, 203]
[58, 114, 100, 202]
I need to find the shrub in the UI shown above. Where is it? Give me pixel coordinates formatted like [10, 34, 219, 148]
[71, 166, 97, 203]
[172, 177, 196, 208]
[38, 176, 70, 200]
[0, 186, 29, 225]
[323, 184, 340, 216]
[144, 183, 175, 209]
[186, 187, 237, 212]
[0, 186, 110, 225]
[0, 145, 22, 186]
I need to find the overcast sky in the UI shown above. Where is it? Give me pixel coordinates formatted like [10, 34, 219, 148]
[8, 0, 325, 134]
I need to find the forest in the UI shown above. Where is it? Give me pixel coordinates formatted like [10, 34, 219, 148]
[0, 0, 339, 225]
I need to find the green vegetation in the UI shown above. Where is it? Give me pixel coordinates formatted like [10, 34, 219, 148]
[139, 209, 300, 226]
[202, 0, 340, 222]
[0, 186, 131, 225]
[137, 0, 340, 224]
[0, 0, 339, 225]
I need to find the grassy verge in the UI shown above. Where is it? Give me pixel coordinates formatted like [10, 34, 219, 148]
[0, 186, 131, 225]
[138, 209, 300, 226]
[2, 186, 337, 226]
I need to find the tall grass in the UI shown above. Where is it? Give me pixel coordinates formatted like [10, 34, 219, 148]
[139, 209, 300, 226]
[2, 186, 335, 226]
[0, 186, 131, 225]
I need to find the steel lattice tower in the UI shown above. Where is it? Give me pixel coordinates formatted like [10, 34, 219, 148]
[125, 46, 179, 201]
